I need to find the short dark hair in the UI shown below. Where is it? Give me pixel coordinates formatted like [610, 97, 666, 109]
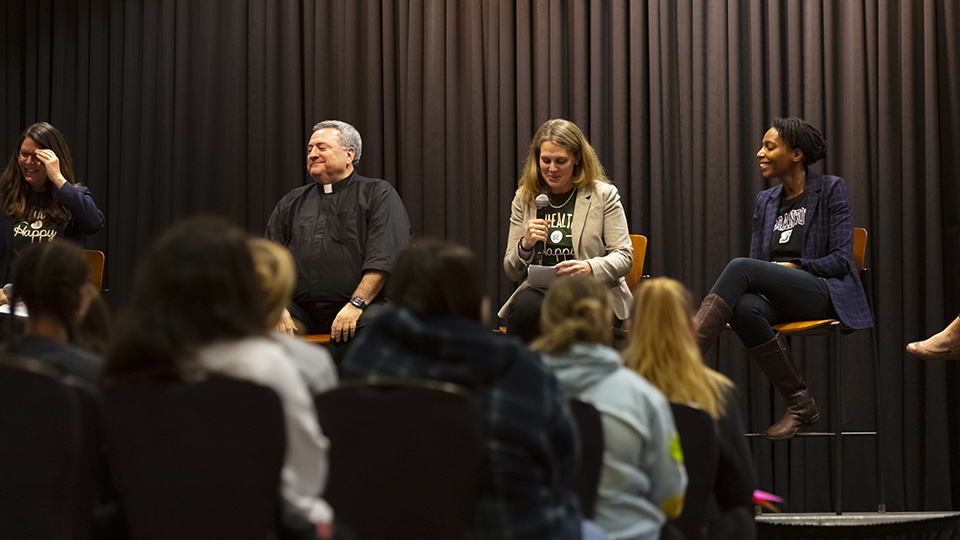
[388, 238, 485, 323]
[11, 240, 90, 342]
[771, 117, 827, 168]
[104, 215, 266, 384]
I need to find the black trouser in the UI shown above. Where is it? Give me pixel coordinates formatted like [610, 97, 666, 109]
[506, 286, 624, 345]
[505, 288, 545, 343]
[710, 257, 835, 348]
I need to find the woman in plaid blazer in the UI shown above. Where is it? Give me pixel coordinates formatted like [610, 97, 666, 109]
[693, 117, 873, 441]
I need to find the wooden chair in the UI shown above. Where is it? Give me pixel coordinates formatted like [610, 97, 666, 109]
[626, 234, 648, 292]
[301, 333, 330, 344]
[314, 377, 484, 540]
[667, 403, 720, 540]
[83, 249, 105, 290]
[567, 398, 605, 520]
[103, 375, 286, 539]
[0, 359, 103, 540]
[749, 227, 884, 514]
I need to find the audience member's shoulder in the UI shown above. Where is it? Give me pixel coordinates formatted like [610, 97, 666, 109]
[198, 336, 297, 381]
[272, 332, 338, 395]
[16, 336, 101, 384]
[607, 366, 672, 408]
[491, 334, 556, 378]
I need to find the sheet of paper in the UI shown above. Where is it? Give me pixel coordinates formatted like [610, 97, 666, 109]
[527, 265, 557, 290]
[0, 303, 29, 317]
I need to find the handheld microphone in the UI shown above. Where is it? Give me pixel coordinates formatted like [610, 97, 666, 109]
[2, 283, 12, 299]
[535, 194, 549, 265]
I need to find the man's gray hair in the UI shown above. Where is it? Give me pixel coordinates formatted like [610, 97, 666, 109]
[312, 120, 362, 168]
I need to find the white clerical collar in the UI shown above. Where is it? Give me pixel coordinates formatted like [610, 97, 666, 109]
[323, 183, 333, 194]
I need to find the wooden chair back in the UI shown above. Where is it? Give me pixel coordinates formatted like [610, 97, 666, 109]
[83, 250, 105, 290]
[853, 227, 867, 272]
[626, 234, 647, 292]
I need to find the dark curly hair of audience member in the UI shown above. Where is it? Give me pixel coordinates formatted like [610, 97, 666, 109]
[102, 216, 266, 385]
[387, 238, 485, 323]
[5, 240, 91, 348]
[771, 117, 827, 167]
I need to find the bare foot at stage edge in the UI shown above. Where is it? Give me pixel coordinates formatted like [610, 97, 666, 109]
[907, 317, 960, 360]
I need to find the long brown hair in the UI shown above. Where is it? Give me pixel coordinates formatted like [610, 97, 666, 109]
[622, 278, 734, 420]
[516, 119, 610, 203]
[0, 122, 77, 223]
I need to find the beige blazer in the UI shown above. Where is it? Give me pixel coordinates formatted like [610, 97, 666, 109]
[499, 181, 634, 320]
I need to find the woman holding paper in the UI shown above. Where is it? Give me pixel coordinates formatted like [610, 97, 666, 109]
[500, 119, 633, 342]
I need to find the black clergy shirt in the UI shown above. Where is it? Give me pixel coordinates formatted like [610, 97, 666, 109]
[265, 171, 411, 308]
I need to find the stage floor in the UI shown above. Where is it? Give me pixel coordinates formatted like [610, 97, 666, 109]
[758, 512, 960, 526]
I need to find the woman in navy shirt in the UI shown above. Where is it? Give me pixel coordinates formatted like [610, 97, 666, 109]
[0, 122, 104, 300]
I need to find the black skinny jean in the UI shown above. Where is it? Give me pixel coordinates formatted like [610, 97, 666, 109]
[710, 257, 835, 348]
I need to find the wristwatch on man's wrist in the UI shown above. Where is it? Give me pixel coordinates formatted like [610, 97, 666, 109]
[350, 296, 367, 311]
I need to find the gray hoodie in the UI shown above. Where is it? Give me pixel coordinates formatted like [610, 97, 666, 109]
[543, 342, 687, 540]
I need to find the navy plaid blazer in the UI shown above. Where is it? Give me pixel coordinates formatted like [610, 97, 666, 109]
[750, 172, 873, 329]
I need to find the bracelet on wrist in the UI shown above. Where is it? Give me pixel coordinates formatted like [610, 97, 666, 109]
[518, 239, 532, 256]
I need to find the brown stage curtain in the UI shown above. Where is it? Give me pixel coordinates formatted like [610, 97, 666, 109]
[2, 0, 958, 512]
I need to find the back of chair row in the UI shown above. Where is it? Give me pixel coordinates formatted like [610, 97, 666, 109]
[103, 376, 287, 540]
[314, 378, 485, 540]
[0, 362, 102, 540]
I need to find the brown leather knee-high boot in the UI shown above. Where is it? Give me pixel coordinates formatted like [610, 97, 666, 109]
[694, 293, 733, 353]
[749, 333, 820, 440]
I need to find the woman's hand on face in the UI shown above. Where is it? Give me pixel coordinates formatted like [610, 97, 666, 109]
[522, 218, 551, 251]
[555, 260, 593, 277]
[34, 149, 66, 188]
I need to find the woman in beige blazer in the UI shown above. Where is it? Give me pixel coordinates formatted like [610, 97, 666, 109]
[500, 119, 633, 341]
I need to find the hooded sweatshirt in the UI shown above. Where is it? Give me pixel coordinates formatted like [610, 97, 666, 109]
[543, 342, 687, 540]
[340, 308, 583, 540]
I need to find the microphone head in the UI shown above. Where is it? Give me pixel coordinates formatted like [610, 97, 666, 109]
[2, 283, 12, 299]
[535, 194, 549, 208]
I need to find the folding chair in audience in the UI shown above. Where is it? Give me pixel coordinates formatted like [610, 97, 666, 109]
[668, 403, 720, 540]
[103, 375, 286, 540]
[315, 377, 484, 540]
[0, 359, 103, 539]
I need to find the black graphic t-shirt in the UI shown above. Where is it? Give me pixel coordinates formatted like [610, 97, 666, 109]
[770, 191, 808, 262]
[11, 210, 63, 263]
[541, 189, 577, 267]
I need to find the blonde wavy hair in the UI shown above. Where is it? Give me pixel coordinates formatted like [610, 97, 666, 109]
[248, 237, 296, 329]
[622, 278, 734, 420]
[533, 275, 613, 355]
[516, 119, 610, 203]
